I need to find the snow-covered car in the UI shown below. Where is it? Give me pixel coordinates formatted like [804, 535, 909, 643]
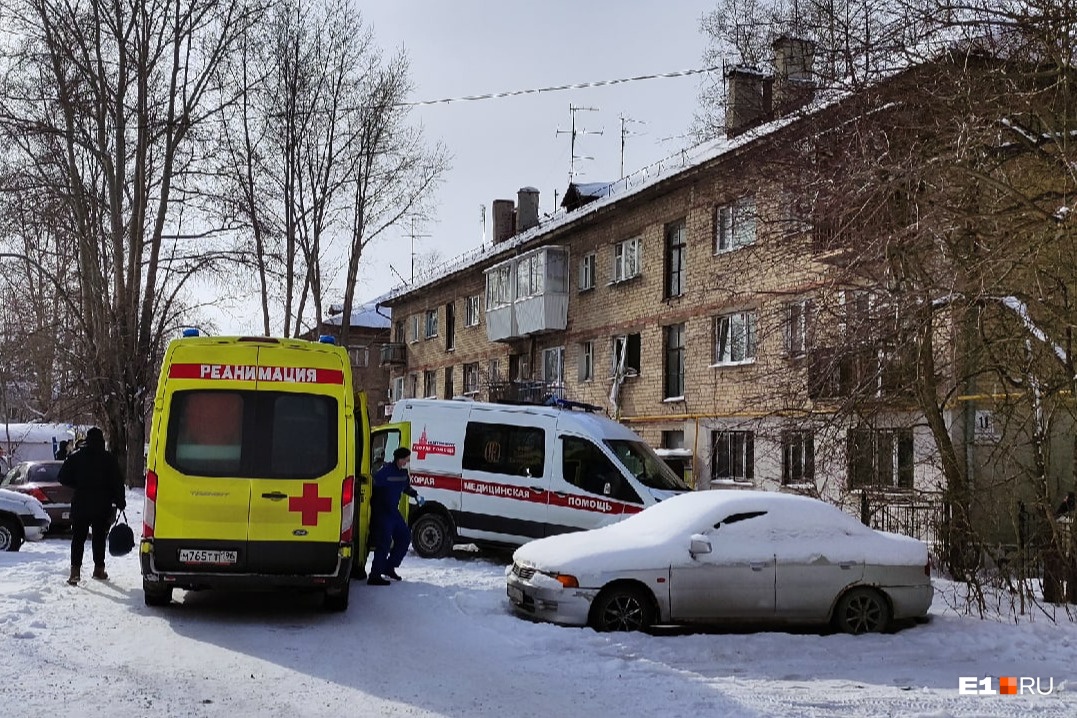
[0, 487, 52, 551]
[506, 490, 932, 634]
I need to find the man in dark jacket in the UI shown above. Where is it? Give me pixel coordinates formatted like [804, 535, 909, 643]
[58, 427, 126, 584]
[368, 447, 422, 586]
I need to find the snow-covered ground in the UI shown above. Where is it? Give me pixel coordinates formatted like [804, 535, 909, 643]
[2, 489, 1075, 717]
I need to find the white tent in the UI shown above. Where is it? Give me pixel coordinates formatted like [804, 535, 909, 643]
[0, 423, 82, 466]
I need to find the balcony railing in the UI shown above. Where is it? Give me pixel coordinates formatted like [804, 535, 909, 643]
[378, 343, 407, 366]
[487, 380, 565, 405]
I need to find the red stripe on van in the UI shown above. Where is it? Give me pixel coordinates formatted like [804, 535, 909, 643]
[410, 472, 644, 515]
[167, 363, 344, 384]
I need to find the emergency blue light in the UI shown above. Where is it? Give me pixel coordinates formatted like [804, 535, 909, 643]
[182, 328, 200, 337]
[318, 335, 336, 345]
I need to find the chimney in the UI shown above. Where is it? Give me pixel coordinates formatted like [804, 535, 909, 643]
[772, 36, 815, 115]
[516, 186, 540, 233]
[492, 199, 515, 244]
[725, 66, 772, 138]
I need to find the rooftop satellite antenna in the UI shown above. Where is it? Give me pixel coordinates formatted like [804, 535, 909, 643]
[556, 104, 603, 184]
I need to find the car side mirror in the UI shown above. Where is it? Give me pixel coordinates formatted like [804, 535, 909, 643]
[689, 533, 711, 557]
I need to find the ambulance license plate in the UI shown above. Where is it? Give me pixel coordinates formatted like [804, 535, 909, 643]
[178, 549, 238, 565]
[507, 585, 524, 605]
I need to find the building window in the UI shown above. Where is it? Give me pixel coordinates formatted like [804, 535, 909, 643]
[714, 311, 756, 364]
[510, 353, 530, 381]
[612, 333, 641, 376]
[578, 252, 596, 291]
[712, 430, 753, 482]
[784, 300, 812, 356]
[465, 295, 481, 327]
[407, 373, 418, 398]
[542, 346, 565, 386]
[464, 362, 481, 394]
[516, 253, 546, 298]
[664, 323, 686, 399]
[348, 346, 369, 368]
[662, 430, 685, 449]
[445, 302, 455, 350]
[485, 265, 512, 310]
[391, 376, 404, 402]
[847, 428, 914, 489]
[444, 366, 454, 399]
[423, 369, 437, 398]
[394, 320, 405, 343]
[716, 196, 757, 251]
[578, 341, 594, 382]
[665, 220, 686, 298]
[424, 309, 438, 339]
[613, 237, 642, 283]
[781, 430, 815, 485]
[489, 358, 501, 383]
[409, 315, 420, 344]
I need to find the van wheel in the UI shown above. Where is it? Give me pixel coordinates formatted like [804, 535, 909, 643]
[412, 513, 454, 558]
[324, 581, 350, 612]
[0, 517, 23, 552]
[589, 584, 655, 632]
[144, 585, 173, 607]
[833, 587, 891, 634]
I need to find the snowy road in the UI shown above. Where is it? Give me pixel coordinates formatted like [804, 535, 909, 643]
[2, 489, 1075, 717]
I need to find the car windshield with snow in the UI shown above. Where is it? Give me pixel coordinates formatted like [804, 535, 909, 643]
[506, 490, 932, 634]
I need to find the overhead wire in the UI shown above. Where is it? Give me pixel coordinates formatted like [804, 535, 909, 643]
[399, 66, 722, 107]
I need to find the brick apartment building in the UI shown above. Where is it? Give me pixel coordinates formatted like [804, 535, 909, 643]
[376, 37, 1075, 543]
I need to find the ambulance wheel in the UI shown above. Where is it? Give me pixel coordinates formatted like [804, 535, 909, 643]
[412, 512, 454, 559]
[324, 580, 350, 612]
[144, 585, 173, 607]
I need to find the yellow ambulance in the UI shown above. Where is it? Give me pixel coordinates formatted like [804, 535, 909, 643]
[140, 332, 370, 611]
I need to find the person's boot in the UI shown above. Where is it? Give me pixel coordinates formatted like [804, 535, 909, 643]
[67, 566, 80, 585]
[386, 569, 402, 581]
[92, 564, 108, 580]
[367, 575, 391, 586]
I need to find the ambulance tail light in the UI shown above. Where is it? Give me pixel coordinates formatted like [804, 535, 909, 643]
[143, 470, 158, 538]
[339, 475, 355, 543]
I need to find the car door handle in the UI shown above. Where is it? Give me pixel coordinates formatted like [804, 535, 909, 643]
[261, 492, 288, 501]
[529, 486, 546, 493]
[553, 491, 567, 498]
[749, 561, 767, 571]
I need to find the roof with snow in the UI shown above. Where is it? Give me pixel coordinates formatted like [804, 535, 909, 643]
[323, 299, 392, 330]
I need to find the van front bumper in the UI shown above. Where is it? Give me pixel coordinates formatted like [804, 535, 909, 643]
[506, 573, 595, 627]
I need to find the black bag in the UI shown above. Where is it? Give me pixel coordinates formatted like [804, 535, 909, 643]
[108, 511, 135, 556]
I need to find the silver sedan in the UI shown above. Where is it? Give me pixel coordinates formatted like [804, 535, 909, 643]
[506, 490, 932, 633]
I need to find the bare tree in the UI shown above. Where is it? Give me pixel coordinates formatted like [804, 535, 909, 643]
[0, 0, 265, 481]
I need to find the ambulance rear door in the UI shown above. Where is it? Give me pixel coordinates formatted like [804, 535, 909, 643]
[151, 341, 260, 573]
[246, 344, 350, 575]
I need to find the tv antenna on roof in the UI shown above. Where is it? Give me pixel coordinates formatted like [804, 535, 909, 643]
[619, 114, 646, 179]
[556, 104, 603, 184]
[405, 218, 431, 282]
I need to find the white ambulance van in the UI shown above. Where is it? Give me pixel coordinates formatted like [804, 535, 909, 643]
[384, 398, 692, 557]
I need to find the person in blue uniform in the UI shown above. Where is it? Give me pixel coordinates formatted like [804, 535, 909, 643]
[368, 447, 423, 585]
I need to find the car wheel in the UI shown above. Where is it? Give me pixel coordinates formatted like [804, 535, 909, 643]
[411, 512, 454, 558]
[833, 587, 891, 634]
[590, 585, 655, 633]
[0, 517, 23, 552]
[323, 581, 350, 612]
[144, 585, 173, 607]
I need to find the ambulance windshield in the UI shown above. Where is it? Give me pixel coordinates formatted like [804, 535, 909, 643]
[603, 439, 691, 491]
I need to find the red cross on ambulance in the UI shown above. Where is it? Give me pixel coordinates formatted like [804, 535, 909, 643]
[288, 482, 333, 526]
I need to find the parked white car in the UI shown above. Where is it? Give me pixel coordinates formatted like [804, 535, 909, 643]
[507, 490, 932, 634]
[0, 487, 51, 551]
